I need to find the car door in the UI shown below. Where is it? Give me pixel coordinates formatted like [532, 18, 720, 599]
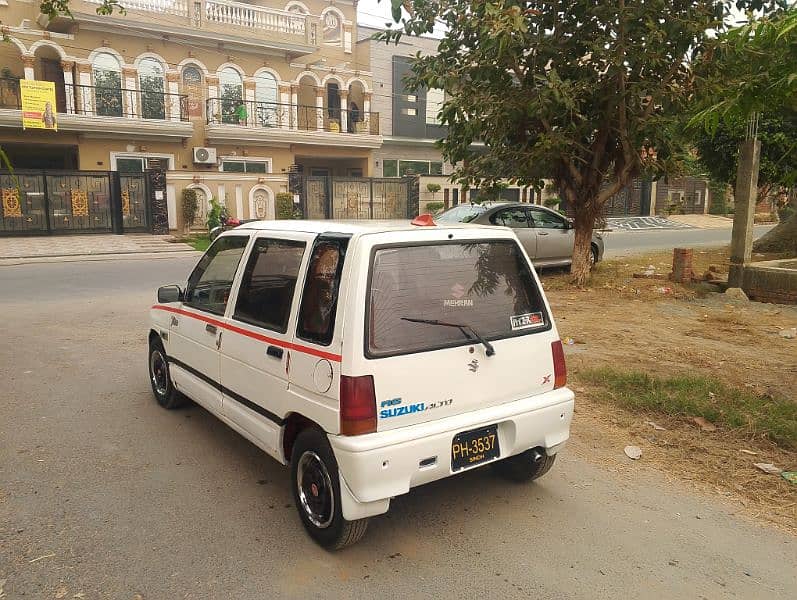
[167, 234, 250, 414]
[287, 234, 351, 437]
[219, 232, 313, 458]
[488, 207, 537, 258]
[528, 207, 575, 264]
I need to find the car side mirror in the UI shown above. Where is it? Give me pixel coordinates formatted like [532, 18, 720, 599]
[157, 285, 183, 303]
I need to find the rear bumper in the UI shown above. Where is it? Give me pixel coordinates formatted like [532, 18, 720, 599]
[329, 387, 574, 519]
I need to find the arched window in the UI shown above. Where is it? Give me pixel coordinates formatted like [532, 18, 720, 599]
[92, 52, 122, 117]
[181, 64, 204, 118]
[322, 10, 343, 47]
[219, 67, 243, 124]
[254, 71, 278, 127]
[139, 57, 165, 120]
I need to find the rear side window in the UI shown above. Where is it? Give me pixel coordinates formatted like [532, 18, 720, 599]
[233, 238, 306, 333]
[297, 236, 349, 346]
[367, 241, 548, 357]
[184, 235, 249, 315]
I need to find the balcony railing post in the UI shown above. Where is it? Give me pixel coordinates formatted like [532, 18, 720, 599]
[339, 89, 348, 134]
[192, 0, 204, 28]
[76, 62, 93, 116]
[122, 67, 138, 119]
[243, 79, 256, 126]
[61, 60, 76, 115]
[166, 71, 181, 122]
[315, 87, 324, 131]
[363, 91, 372, 134]
[290, 84, 299, 129]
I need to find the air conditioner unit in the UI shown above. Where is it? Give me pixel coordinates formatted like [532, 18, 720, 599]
[193, 147, 217, 164]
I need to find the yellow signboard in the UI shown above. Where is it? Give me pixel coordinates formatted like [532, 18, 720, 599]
[20, 80, 58, 131]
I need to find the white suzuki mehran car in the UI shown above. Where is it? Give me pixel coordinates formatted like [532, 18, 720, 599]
[148, 218, 574, 549]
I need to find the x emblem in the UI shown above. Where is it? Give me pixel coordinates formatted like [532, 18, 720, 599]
[541, 374, 552, 384]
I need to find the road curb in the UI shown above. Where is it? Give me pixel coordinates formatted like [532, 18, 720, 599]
[0, 250, 201, 267]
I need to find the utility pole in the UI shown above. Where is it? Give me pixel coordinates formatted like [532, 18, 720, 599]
[728, 115, 761, 288]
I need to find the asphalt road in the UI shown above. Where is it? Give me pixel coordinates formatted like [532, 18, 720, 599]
[602, 224, 773, 258]
[1, 250, 794, 599]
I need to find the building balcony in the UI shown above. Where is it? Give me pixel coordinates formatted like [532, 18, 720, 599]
[204, 98, 382, 148]
[41, 0, 320, 58]
[0, 78, 193, 140]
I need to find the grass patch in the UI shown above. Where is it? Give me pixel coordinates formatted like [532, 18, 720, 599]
[578, 367, 797, 449]
[181, 234, 211, 252]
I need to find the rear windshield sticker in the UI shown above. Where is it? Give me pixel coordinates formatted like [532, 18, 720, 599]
[510, 312, 544, 330]
[444, 299, 474, 307]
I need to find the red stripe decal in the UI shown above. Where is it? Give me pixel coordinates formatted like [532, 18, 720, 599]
[152, 305, 342, 362]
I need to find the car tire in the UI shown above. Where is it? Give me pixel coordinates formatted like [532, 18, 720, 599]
[290, 428, 369, 550]
[590, 244, 600, 269]
[148, 338, 186, 409]
[493, 449, 556, 483]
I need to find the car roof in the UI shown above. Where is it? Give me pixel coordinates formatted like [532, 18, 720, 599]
[234, 219, 486, 235]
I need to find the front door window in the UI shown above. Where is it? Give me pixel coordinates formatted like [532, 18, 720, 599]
[184, 236, 249, 315]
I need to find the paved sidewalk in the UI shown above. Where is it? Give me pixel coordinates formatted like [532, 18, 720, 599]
[667, 214, 734, 228]
[0, 234, 195, 260]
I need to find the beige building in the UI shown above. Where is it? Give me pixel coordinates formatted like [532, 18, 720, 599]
[0, 0, 381, 228]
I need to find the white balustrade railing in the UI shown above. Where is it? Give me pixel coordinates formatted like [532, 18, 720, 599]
[204, 0, 306, 35]
[87, 0, 189, 17]
[85, 0, 308, 39]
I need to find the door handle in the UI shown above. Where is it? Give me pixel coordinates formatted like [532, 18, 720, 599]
[205, 323, 218, 335]
[266, 345, 284, 359]
[537, 231, 549, 236]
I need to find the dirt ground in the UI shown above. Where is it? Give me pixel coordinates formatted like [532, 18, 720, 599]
[542, 248, 797, 533]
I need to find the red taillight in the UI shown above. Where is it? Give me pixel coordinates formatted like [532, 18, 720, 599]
[552, 340, 567, 389]
[340, 375, 377, 435]
[410, 213, 436, 226]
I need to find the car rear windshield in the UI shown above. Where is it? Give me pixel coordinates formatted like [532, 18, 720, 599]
[366, 240, 549, 357]
[435, 204, 487, 223]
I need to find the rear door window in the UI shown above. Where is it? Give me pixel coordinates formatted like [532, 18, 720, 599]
[296, 236, 349, 346]
[233, 238, 306, 333]
[530, 209, 568, 229]
[367, 240, 549, 357]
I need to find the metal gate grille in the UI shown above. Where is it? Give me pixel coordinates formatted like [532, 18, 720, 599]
[297, 175, 418, 220]
[0, 170, 150, 235]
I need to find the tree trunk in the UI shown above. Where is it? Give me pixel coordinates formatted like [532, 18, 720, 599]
[571, 219, 594, 286]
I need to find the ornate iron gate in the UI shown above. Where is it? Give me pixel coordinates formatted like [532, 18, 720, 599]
[0, 170, 151, 235]
[45, 172, 113, 233]
[120, 174, 150, 232]
[296, 175, 418, 220]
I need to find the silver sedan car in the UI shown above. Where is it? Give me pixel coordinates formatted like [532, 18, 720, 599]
[436, 202, 605, 268]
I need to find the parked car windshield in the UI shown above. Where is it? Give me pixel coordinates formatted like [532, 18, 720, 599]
[436, 204, 488, 223]
[367, 241, 549, 357]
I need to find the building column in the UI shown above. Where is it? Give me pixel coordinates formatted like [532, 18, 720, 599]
[315, 86, 324, 131]
[166, 70, 181, 121]
[61, 60, 75, 114]
[363, 91, 372, 133]
[243, 79, 256, 126]
[206, 75, 219, 123]
[122, 66, 138, 118]
[22, 55, 35, 80]
[278, 83, 290, 129]
[339, 88, 348, 133]
[289, 84, 298, 129]
[76, 62, 93, 115]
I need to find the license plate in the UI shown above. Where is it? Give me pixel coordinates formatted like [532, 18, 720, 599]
[451, 424, 500, 472]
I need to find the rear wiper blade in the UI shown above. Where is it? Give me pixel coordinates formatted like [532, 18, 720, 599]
[400, 317, 495, 357]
